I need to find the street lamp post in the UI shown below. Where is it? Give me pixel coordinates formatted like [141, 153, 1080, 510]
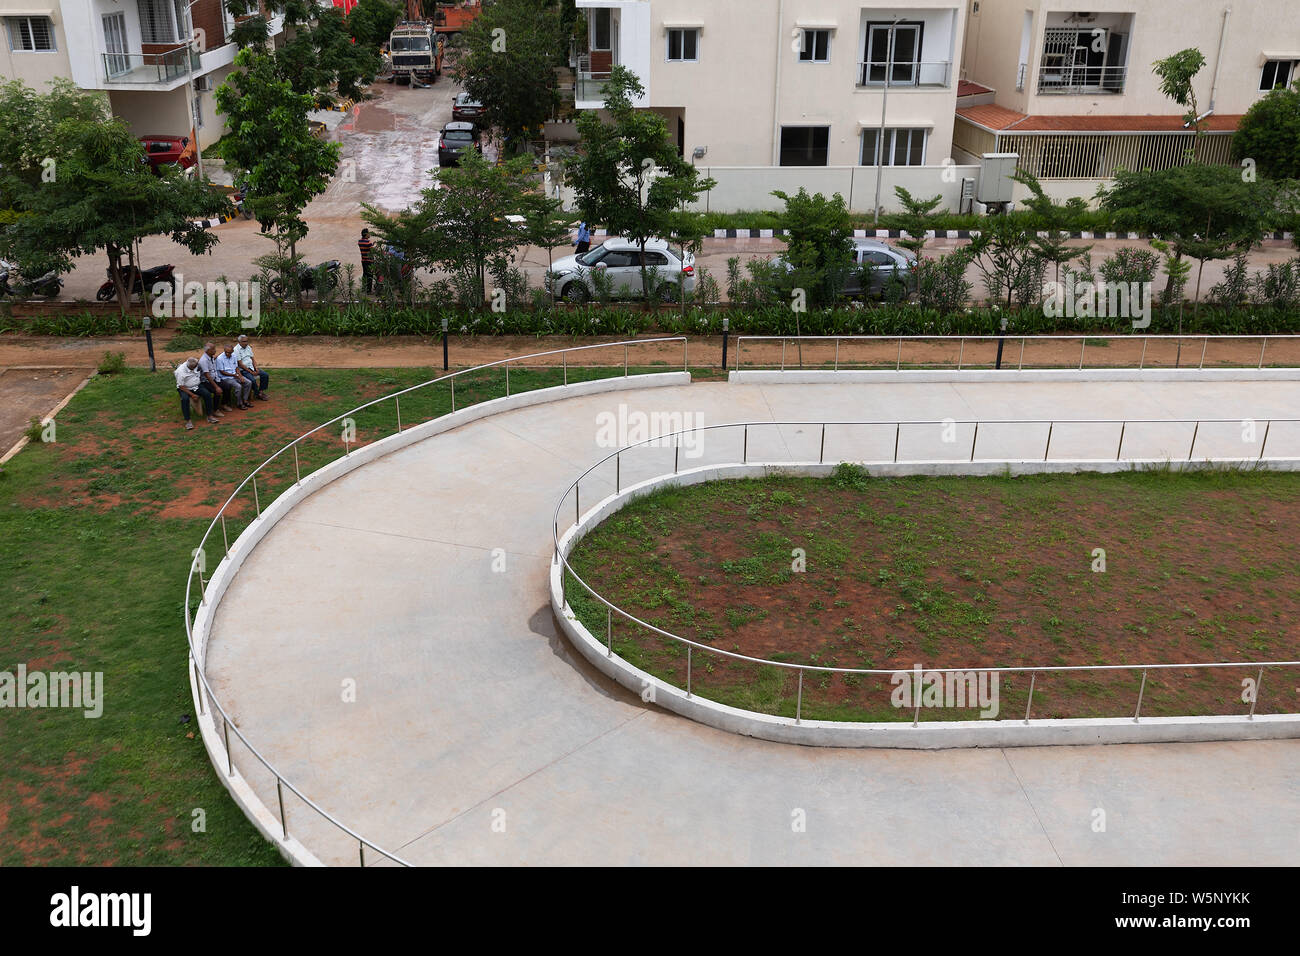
[872, 17, 901, 228]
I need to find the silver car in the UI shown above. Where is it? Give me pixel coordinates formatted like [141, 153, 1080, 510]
[547, 237, 697, 303]
[771, 238, 916, 298]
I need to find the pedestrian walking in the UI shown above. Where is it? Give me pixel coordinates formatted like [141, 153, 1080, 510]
[359, 228, 375, 294]
[574, 221, 592, 255]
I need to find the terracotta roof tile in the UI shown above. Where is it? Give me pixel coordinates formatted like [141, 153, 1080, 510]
[956, 106, 1243, 133]
[956, 80, 994, 97]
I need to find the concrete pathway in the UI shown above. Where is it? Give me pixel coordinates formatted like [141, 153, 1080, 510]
[206, 379, 1300, 865]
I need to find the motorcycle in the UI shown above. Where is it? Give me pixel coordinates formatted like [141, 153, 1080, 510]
[373, 245, 413, 296]
[0, 259, 63, 299]
[268, 260, 340, 299]
[96, 264, 177, 302]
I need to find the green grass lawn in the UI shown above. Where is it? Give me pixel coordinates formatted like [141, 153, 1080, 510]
[566, 465, 1300, 724]
[0, 361, 678, 865]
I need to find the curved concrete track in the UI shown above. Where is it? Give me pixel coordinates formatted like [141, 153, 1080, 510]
[207, 378, 1300, 865]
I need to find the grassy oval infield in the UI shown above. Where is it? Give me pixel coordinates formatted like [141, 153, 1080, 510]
[565, 466, 1300, 723]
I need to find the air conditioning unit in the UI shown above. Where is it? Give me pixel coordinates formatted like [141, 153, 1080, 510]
[193, 76, 210, 93]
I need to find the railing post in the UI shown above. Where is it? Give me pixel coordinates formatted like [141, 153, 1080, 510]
[1133, 668, 1148, 722]
[221, 514, 229, 556]
[193, 660, 205, 716]
[795, 668, 803, 723]
[896, 336, 902, 371]
[197, 568, 206, 604]
[957, 337, 964, 370]
[1258, 420, 1272, 460]
[1188, 421, 1200, 461]
[293, 445, 300, 485]
[1116, 422, 1126, 461]
[223, 716, 233, 776]
[1259, 338, 1268, 369]
[1024, 673, 1036, 724]
[395, 396, 402, 433]
[674, 442, 680, 474]
[969, 422, 979, 462]
[563, 354, 567, 386]
[1248, 667, 1263, 719]
[893, 423, 900, 463]
[616, 452, 620, 492]
[253, 475, 260, 516]
[1079, 338, 1086, 370]
[606, 607, 612, 656]
[1199, 337, 1208, 369]
[1139, 336, 1148, 370]
[359, 840, 365, 867]
[743, 425, 748, 463]
[781, 339, 786, 371]
[834, 338, 840, 371]
[683, 337, 688, 372]
[575, 485, 580, 524]
[1018, 337, 1025, 370]
[277, 777, 288, 840]
[505, 364, 510, 397]
[819, 423, 826, 464]
[686, 646, 692, 698]
[624, 344, 628, 377]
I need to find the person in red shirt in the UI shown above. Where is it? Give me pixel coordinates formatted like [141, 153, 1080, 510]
[359, 229, 375, 294]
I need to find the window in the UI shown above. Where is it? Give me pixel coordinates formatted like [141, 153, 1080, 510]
[799, 29, 830, 62]
[863, 21, 922, 85]
[860, 128, 928, 166]
[1038, 27, 1127, 93]
[667, 28, 698, 62]
[137, 0, 187, 43]
[779, 126, 829, 166]
[7, 16, 55, 51]
[1261, 60, 1296, 91]
[590, 7, 611, 51]
[193, 92, 204, 129]
[643, 252, 670, 267]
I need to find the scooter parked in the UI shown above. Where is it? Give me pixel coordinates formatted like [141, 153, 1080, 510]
[0, 259, 63, 298]
[96, 264, 178, 302]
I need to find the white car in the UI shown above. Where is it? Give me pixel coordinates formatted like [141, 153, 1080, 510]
[547, 237, 696, 303]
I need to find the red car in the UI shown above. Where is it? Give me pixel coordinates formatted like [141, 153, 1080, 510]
[139, 136, 196, 174]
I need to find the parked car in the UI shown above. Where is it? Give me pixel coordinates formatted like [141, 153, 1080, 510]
[437, 121, 481, 166]
[547, 237, 696, 303]
[770, 238, 916, 299]
[451, 92, 485, 124]
[139, 136, 195, 174]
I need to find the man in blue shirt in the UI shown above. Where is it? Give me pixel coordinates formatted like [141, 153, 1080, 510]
[574, 221, 592, 255]
[217, 344, 253, 409]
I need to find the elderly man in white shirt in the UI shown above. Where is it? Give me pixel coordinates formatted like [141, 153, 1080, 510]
[232, 334, 268, 400]
[217, 344, 253, 409]
[174, 356, 220, 429]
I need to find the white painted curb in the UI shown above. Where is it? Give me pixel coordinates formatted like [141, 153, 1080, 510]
[729, 368, 1300, 385]
[190, 371, 691, 866]
[551, 460, 1300, 749]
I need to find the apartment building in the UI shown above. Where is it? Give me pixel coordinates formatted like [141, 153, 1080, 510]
[574, 0, 969, 180]
[0, 0, 284, 149]
[956, 1, 1300, 186]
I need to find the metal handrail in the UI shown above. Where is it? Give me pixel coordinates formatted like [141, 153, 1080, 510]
[736, 334, 1300, 373]
[184, 337, 688, 866]
[552, 418, 1300, 724]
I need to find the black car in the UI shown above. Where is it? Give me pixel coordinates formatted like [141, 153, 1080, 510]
[451, 92, 485, 124]
[438, 122, 481, 166]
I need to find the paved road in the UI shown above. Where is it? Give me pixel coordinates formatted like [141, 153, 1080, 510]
[206, 378, 1300, 865]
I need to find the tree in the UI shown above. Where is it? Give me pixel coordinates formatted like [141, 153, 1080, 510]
[348, 0, 401, 51]
[0, 81, 225, 314]
[568, 67, 715, 303]
[966, 217, 1044, 309]
[1013, 169, 1092, 287]
[363, 150, 544, 306]
[892, 186, 943, 259]
[1233, 79, 1300, 181]
[663, 209, 711, 316]
[770, 187, 854, 307]
[453, 0, 566, 156]
[1099, 164, 1278, 311]
[215, 49, 341, 302]
[1153, 48, 1207, 161]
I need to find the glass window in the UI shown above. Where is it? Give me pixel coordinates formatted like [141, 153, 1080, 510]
[863, 22, 922, 85]
[799, 29, 830, 62]
[780, 127, 829, 166]
[1260, 60, 1295, 91]
[667, 28, 699, 61]
[7, 16, 54, 51]
[860, 128, 928, 166]
[591, 8, 611, 51]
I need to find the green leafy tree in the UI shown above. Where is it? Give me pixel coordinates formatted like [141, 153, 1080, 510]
[568, 67, 715, 303]
[1013, 169, 1092, 286]
[363, 150, 544, 306]
[966, 216, 1045, 309]
[348, 0, 401, 50]
[215, 49, 341, 301]
[453, 0, 565, 156]
[663, 209, 710, 315]
[1233, 79, 1300, 181]
[892, 186, 942, 258]
[1152, 48, 1207, 161]
[0, 82, 225, 313]
[770, 187, 854, 307]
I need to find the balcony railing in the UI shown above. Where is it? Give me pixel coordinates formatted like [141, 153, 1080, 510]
[1037, 64, 1127, 94]
[857, 59, 952, 88]
[102, 49, 200, 85]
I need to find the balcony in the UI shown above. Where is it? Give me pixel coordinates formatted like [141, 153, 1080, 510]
[856, 60, 952, 88]
[1037, 64, 1127, 95]
[576, 53, 611, 104]
[102, 49, 200, 85]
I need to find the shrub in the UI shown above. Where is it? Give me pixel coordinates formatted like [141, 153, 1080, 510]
[97, 351, 127, 375]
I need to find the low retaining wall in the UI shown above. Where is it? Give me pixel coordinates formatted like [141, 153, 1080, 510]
[551, 460, 1300, 749]
[729, 368, 1300, 385]
[189, 371, 691, 866]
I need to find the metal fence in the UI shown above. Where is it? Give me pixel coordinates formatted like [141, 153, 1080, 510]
[184, 338, 687, 866]
[553, 419, 1300, 726]
[736, 334, 1300, 373]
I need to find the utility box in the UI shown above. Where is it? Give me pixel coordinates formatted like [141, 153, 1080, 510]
[959, 176, 976, 214]
[977, 152, 1018, 204]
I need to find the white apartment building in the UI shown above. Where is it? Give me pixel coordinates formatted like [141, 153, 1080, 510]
[0, 0, 284, 149]
[573, 0, 975, 212]
[956, 1, 1300, 186]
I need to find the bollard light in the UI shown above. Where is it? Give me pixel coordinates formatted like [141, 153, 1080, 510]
[721, 316, 730, 371]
